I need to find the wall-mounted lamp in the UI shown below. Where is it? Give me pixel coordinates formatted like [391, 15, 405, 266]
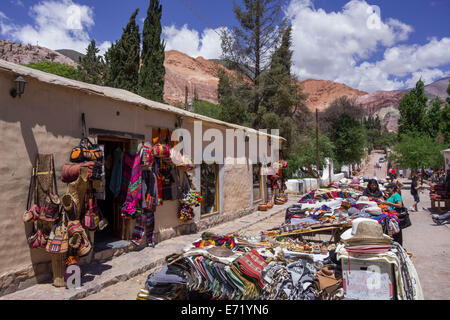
[175, 116, 184, 128]
[10, 76, 27, 98]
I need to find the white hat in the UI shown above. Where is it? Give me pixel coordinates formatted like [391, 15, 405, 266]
[341, 218, 392, 244]
[365, 206, 383, 216]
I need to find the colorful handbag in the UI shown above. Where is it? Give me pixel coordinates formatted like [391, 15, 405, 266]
[152, 143, 170, 158]
[28, 229, 48, 249]
[46, 211, 69, 254]
[70, 114, 103, 162]
[83, 193, 99, 230]
[140, 145, 154, 167]
[152, 128, 171, 158]
[39, 193, 61, 222]
[70, 138, 103, 162]
[23, 204, 40, 223]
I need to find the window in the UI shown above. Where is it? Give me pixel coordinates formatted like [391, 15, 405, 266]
[253, 163, 262, 203]
[201, 162, 219, 216]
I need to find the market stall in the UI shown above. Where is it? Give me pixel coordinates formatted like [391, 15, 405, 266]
[136, 180, 422, 300]
[22, 117, 197, 288]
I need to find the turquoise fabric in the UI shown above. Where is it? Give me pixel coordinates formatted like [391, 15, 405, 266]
[387, 193, 403, 209]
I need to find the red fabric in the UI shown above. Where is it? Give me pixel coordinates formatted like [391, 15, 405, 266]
[61, 162, 94, 183]
[237, 249, 267, 288]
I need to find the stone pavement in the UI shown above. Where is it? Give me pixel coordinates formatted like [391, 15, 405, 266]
[83, 209, 289, 300]
[0, 196, 299, 300]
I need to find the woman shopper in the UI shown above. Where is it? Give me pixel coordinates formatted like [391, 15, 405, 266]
[410, 175, 422, 212]
[380, 183, 405, 246]
[363, 179, 383, 199]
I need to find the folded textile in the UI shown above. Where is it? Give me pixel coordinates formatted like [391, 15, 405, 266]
[62, 161, 95, 183]
[237, 249, 268, 289]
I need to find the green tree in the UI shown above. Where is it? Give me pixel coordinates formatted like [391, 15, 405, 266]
[77, 40, 105, 85]
[320, 96, 366, 138]
[217, 68, 252, 125]
[138, 0, 166, 102]
[26, 61, 80, 80]
[423, 96, 443, 139]
[285, 133, 335, 179]
[398, 79, 428, 136]
[439, 80, 450, 143]
[333, 113, 367, 166]
[193, 100, 223, 120]
[390, 133, 448, 171]
[260, 26, 309, 155]
[221, 0, 286, 127]
[104, 9, 141, 93]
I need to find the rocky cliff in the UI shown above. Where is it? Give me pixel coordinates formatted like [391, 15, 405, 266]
[355, 90, 405, 132]
[0, 40, 77, 67]
[298, 79, 367, 112]
[163, 50, 242, 106]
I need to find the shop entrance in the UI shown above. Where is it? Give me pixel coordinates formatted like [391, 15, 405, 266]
[95, 136, 132, 246]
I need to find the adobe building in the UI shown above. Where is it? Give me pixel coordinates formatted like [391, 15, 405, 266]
[0, 59, 284, 295]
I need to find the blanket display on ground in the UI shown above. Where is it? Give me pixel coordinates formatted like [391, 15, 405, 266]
[137, 182, 423, 301]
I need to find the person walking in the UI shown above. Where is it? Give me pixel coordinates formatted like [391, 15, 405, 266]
[410, 175, 422, 212]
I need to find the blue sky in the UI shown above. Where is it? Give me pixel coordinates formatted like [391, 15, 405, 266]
[1, 0, 449, 92]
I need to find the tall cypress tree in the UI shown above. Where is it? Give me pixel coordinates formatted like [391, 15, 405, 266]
[138, 0, 166, 102]
[77, 40, 105, 85]
[104, 9, 140, 93]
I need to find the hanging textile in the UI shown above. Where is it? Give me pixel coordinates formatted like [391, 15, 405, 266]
[131, 210, 155, 247]
[121, 152, 142, 218]
[109, 147, 123, 197]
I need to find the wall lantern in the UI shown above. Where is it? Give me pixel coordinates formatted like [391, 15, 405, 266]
[175, 116, 184, 128]
[10, 76, 27, 98]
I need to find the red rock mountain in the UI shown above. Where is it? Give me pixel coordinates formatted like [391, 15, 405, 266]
[355, 91, 406, 132]
[163, 50, 368, 112]
[298, 79, 367, 112]
[163, 50, 243, 106]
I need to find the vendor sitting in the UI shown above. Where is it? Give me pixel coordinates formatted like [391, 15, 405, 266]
[362, 179, 383, 200]
[381, 183, 404, 210]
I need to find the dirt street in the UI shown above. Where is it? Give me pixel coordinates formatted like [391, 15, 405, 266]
[361, 151, 450, 300]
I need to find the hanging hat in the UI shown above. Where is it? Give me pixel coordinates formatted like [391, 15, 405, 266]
[341, 218, 391, 245]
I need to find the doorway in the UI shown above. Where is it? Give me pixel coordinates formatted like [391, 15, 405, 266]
[95, 136, 132, 246]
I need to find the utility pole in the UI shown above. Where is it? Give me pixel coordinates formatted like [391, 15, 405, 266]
[316, 108, 320, 176]
[184, 85, 188, 111]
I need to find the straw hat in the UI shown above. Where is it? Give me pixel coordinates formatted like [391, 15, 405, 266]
[340, 218, 392, 244]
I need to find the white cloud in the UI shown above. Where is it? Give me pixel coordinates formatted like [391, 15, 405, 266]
[162, 24, 225, 59]
[0, 0, 110, 56]
[10, 0, 24, 7]
[98, 41, 111, 57]
[287, 0, 449, 91]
